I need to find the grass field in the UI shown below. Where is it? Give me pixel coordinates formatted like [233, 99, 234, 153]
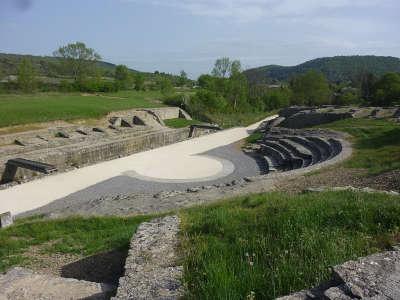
[205, 111, 275, 128]
[0, 214, 152, 272]
[0, 91, 163, 128]
[318, 118, 400, 174]
[164, 118, 202, 128]
[181, 191, 400, 299]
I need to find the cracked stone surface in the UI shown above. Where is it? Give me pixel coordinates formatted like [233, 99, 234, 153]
[0, 267, 114, 300]
[113, 215, 183, 300]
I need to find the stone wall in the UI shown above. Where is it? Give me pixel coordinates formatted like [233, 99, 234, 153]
[280, 111, 353, 129]
[0, 127, 214, 183]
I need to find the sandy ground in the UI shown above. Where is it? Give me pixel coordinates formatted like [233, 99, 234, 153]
[0, 115, 277, 215]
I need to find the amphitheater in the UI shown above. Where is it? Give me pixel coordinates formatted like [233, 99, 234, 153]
[0, 105, 399, 299]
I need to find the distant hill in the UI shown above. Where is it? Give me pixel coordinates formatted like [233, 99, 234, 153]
[244, 56, 400, 84]
[0, 53, 141, 78]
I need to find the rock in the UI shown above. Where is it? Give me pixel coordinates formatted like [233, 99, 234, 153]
[121, 118, 132, 128]
[324, 285, 353, 300]
[276, 290, 309, 300]
[113, 216, 183, 299]
[202, 185, 214, 190]
[333, 250, 400, 299]
[93, 127, 106, 133]
[0, 267, 114, 300]
[0, 211, 12, 228]
[187, 187, 201, 193]
[109, 117, 122, 127]
[243, 177, 254, 182]
[132, 116, 146, 126]
[76, 128, 89, 135]
[55, 131, 70, 138]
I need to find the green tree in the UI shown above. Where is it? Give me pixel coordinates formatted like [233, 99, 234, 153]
[290, 70, 331, 105]
[134, 73, 145, 91]
[17, 58, 36, 92]
[178, 70, 188, 87]
[372, 73, 400, 106]
[226, 71, 248, 111]
[230, 60, 242, 76]
[53, 42, 101, 82]
[360, 72, 376, 102]
[114, 65, 131, 89]
[158, 77, 174, 96]
[212, 57, 232, 78]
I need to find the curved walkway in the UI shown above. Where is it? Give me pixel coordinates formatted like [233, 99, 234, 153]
[0, 115, 278, 215]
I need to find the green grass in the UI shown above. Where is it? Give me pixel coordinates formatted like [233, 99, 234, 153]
[205, 111, 275, 129]
[318, 118, 400, 174]
[0, 91, 163, 128]
[181, 191, 400, 299]
[164, 118, 202, 128]
[245, 132, 263, 145]
[0, 214, 152, 272]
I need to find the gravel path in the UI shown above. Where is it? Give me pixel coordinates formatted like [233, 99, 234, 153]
[19, 142, 265, 217]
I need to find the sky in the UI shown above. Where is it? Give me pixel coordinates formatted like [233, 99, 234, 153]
[1, 0, 399, 78]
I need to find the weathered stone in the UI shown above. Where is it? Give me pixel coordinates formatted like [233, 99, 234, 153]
[333, 250, 400, 299]
[76, 128, 89, 135]
[109, 117, 122, 127]
[0, 267, 114, 299]
[276, 290, 309, 300]
[0, 211, 12, 228]
[132, 115, 146, 126]
[55, 131, 70, 138]
[243, 177, 255, 182]
[113, 216, 183, 299]
[187, 187, 201, 193]
[120, 118, 132, 128]
[324, 285, 353, 300]
[92, 127, 106, 133]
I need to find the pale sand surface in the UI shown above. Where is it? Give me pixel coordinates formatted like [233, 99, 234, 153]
[0, 115, 277, 215]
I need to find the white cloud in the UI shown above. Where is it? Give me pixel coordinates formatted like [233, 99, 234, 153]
[126, 0, 390, 22]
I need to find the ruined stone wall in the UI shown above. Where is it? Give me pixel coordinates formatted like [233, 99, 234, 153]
[0, 127, 214, 183]
[280, 111, 352, 129]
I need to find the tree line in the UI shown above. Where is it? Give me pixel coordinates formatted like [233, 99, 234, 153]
[164, 57, 400, 123]
[0, 42, 191, 93]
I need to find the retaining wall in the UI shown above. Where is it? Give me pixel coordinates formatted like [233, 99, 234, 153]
[1, 127, 214, 183]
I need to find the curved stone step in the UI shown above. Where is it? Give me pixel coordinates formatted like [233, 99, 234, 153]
[286, 136, 323, 163]
[259, 144, 286, 171]
[263, 141, 304, 169]
[306, 137, 332, 160]
[262, 155, 278, 172]
[327, 138, 342, 158]
[277, 139, 313, 167]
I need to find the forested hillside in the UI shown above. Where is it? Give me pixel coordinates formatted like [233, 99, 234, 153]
[0, 53, 139, 78]
[244, 56, 400, 83]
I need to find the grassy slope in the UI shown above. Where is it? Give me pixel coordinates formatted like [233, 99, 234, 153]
[206, 111, 275, 129]
[0, 91, 163, 128]
[164, 118, 201, 128]
[181, 191, 400, 299]
[318, 118, 400, 174]
[0, 215, 152, 272]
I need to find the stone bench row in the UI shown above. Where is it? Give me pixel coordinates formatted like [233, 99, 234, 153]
[257, 135, 342, 173]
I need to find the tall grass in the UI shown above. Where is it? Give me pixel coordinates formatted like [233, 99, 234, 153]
[181, 191, 400, 299]
[318, 118, 400, 174]
[0, 215, 151, 272]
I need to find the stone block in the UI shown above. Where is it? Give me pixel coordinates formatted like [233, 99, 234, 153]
[109, 117, 122, 127]
[0, 211, 13, 228]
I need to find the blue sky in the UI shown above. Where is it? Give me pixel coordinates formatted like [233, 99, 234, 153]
[1, 0, 399, 78]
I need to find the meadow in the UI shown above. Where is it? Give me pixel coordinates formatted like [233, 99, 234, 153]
[319, 118, 400, 174]
[180, 191, 400, 299]
[0, 91, 163, 128]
